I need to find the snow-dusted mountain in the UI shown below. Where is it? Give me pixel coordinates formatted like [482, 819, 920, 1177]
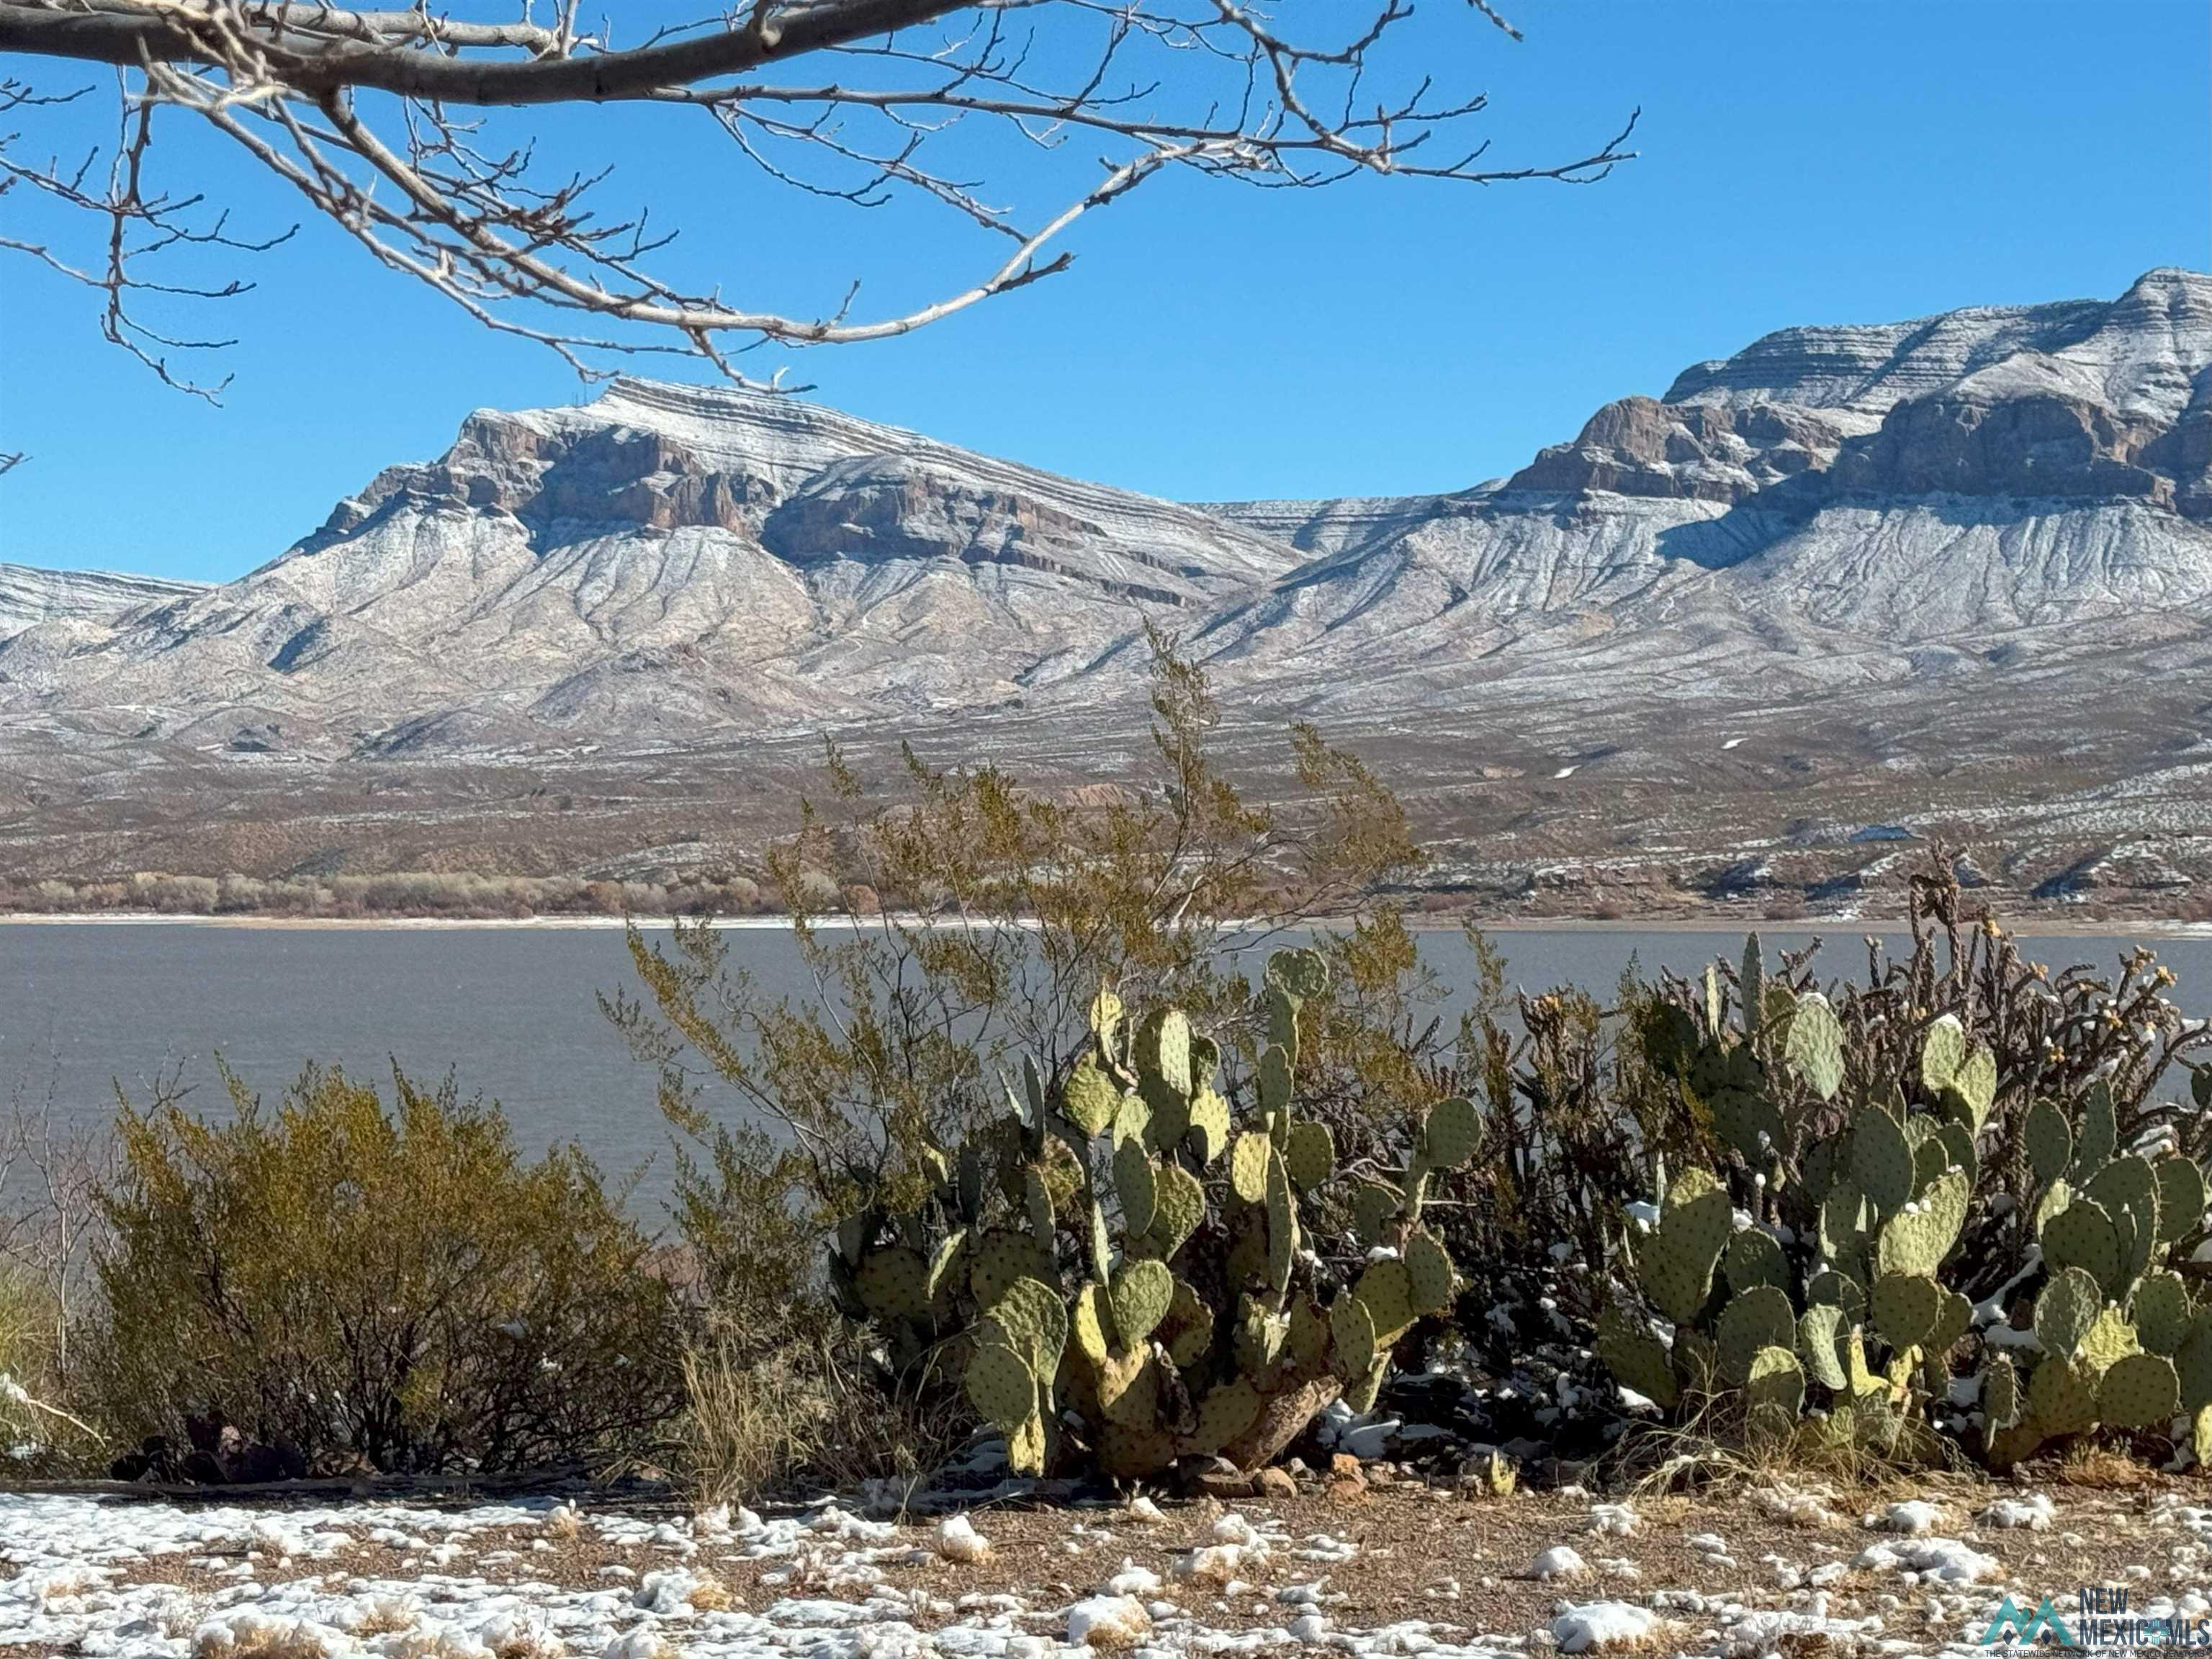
[4, 269, 2210, 913]
[0, 563, 203, 636]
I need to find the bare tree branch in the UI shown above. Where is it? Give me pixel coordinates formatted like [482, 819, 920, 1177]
[0, 1, 1637, 395]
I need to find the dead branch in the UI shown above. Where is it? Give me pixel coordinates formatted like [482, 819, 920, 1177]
[0, 1, 1635, 394]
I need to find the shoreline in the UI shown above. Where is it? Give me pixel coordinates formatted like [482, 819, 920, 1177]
[3, 910, 2209, 939]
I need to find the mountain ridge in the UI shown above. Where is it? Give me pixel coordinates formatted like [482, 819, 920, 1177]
[4, 269, 2209, 917]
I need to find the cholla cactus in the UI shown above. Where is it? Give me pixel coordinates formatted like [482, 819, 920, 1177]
[832, 948, 1482, 1480]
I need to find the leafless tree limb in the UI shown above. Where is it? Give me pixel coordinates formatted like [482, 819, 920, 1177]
[0, 1, 1636, 395]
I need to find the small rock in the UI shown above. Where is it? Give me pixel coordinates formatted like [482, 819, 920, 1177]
[1256, 1467, 1298, 1501]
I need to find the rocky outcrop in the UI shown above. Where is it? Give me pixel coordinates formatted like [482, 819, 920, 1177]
[1507, 396, 1850, 503]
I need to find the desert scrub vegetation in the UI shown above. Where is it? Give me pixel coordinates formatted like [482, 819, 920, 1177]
[0, 870, 772, 919]
[1595, 878, 2212, 1475]
[601, 634, 2212, 1491]
[81, 1064, 687, 1477]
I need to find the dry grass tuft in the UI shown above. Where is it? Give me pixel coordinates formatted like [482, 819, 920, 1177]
[685, 1575, 736, 1613]
[193, 1615, 331, 1659]
[2055, 1442, 2159, 1489]
[681, 1327, 967, 1508]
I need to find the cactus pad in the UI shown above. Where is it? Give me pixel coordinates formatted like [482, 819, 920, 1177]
[1919, 1015, 1966, 1096]
[1259, 1044, 1294, 1115]
[2042, 1197, 2124, 1295]
[1161, 1277, 1215, 1367]
[1643, 1175, 1732, 1324]
[1108, 1259, 1173, 1349]
[1597, 1304, 1679, 1409]
[1352, 1181, 1400, 1246]
[2073, 1082, 2118, 1179]
[1073, 1282, 1112, 1363]
[2157, 1156, 2208, 1245]
[1950, 1042, 1997, 1129]
[1186, 1090, 1231, 1164]
[1345, 1349, 1392, 1413]
[1871, 1272, 1943, 1353]
[1283, 1118, 1336, 1192]
[1285, 1296, 1330, 1372]
[1264, 1150, 1298, 1294]
[1355, 1257, 1419, 1339]
[1113, 1139, 1158, 1238]
[1875, 1168, 1969, 1279]
[1233, 1297, 1287, 1374]
[2023, 1097, 2073, 1188]
[1983, 1353, 2021, 1429]
[926, 1231, 968, 1303]
[1421, 1096, 1484, 1170]
[1063, 1051, 1121, 1138]
[1182, 1378, 1263, 1456]
[1818, 1184, 1874, 1278]
[1110, 1092, 1151, 1153]
[1936, 1119, 1979, 1188]
[971, 1229, 1055, 1310]
[1147, 1162, 1205, 1260]
[1096, 1346, 1158, 1426]
[2077, 1307, 2142, 1375]
[2087, 1155, 2161, 1282]
[1783, 991, 1845, 1101]
[2028, 1356, 2098, 1436]
[2036, 1267, 2105, 1360]
[1135, 1008, 1192, 1100]
[2034, 1177, 2073, 1237]
[1723, 1226, 1789, 1296]
[1851, 1108, 1915, 1214]
[2132, 1270, 2193, 1356]
[1266, 946, 1330, 1001]
[964, 1337, 1037, 1431]
[1263, 985, 1300, 1066]
[1406, 1229, 1456, 1314]
[1225, 1213, 1269, 1287]
[1331, 1292, 1377, 1380]
[1712, 1084, 1786, 1162]
[2098, 1351, 2180, 1428]
[1088, 986, 1123, 1039]
[856, 1246, 933, 1321]
[1797, 1303, 1848, 1390]
[1927, 1288, 1973, 1359]
[1744, 1344, 1806, 1420]
[1230, 1132, 1272, 1205]
[1805, 1267, 1868, 1320]
[986, 1277, 1070, 1375]
[1717, 1284, 1797, 1383]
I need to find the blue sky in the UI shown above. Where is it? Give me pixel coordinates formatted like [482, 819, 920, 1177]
[3, 0, 2206, 583]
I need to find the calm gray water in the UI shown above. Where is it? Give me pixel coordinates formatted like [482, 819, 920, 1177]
[5, 921, 2207, 1214]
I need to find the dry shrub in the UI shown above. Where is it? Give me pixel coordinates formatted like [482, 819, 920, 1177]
[86, 1063, 688, 1475]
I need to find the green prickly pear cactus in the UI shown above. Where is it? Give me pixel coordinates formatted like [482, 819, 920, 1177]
[1601, 938, 2001, 1457]
[1612, 931, 2212, 1469]
[831, 946, 1482, 1480]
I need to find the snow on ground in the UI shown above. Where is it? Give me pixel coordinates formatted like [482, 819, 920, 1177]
[1, 1479, 2204, 1658]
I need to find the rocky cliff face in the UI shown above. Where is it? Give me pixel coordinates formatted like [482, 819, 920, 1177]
[4, 269, 2210, 916]
[0, 563, 202, 635]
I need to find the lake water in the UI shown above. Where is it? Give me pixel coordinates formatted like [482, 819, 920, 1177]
[6, 920, 2208, 1218]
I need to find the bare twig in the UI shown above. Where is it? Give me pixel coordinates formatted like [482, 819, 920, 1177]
[0, 1, 1635, 393]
